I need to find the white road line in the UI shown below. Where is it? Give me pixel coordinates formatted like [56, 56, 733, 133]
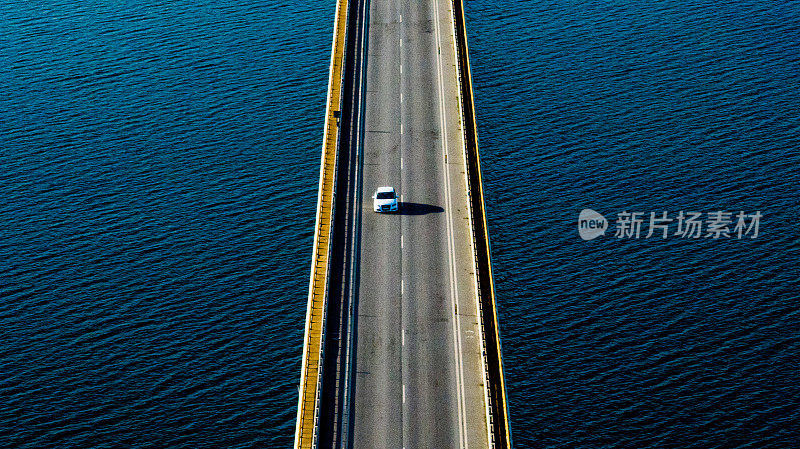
[401, 280, 404, 295]
[400, 63, 403, 75]
[402, 329, 405, 346]
[400, 123, 403, 135]
[338, 1, 370, 445]
[400, 14, 403, 23]
[400, 38, 403, 47]
[442, 0, 494, 445]
[433, 0, 468, 447]
[401, 234, 404, 248]
[400, 92, 403, 103]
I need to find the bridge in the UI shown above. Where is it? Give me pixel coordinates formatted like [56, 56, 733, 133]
[294, 0, 510, 447]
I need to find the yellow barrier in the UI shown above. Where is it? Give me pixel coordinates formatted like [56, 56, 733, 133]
[294, 0, 349, 447]
[452, 0, 512, 447]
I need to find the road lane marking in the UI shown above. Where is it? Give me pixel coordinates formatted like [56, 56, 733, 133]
[400, 92, 403, 103]
[400, 63, 403, 75]
[402, 329, 405, 346]
[337, 1, 370, 446]
[400, 38, 403, 47]
[403, 384, 406, 403]
[401, 234, 404, 248]
[400, 123, 403, 135]
[433, 0, 468, 447]
[401, 280, 404, 295]
[442, 0, 494, 445]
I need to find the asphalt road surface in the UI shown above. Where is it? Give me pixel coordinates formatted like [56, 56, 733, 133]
[351, 0, 491, 447]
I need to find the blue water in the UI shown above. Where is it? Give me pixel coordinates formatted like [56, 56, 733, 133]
[0, 1, 332, 447]
[467, 0, 800, 447]
[0, 0, 798, 447]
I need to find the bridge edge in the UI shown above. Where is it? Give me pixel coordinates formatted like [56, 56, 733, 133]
[451, 1, 513, 447]
[294, 1, 350, 447]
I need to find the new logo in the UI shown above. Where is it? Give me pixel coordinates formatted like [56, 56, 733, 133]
[578, 209, 608, 241]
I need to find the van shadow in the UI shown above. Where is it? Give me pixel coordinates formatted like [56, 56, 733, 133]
[398, 202, 444, 215]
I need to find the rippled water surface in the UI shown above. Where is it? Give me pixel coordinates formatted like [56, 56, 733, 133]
[1, 0, 798, 447]
[466, 0, 800, 447]
[0, 1, 332, 447]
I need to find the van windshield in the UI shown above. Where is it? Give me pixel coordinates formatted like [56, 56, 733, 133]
[376, 192, 395, 199]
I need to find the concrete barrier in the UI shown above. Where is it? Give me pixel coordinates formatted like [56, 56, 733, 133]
[451, 1, 513, 447]
[294, 0, 349, 447]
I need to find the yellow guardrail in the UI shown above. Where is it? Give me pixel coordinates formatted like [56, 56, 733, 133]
[294, 0, 349, 447]
[451, 0, 512, 447]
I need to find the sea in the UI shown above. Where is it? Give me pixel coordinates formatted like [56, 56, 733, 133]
[0, 0, 797, 448]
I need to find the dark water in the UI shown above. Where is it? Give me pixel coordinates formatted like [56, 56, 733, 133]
[467, 0, 800, 447]
[1, 0, 798, 447]
[0, 1, 331, 447]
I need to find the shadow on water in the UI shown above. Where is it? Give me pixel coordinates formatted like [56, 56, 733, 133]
[397, 202, 444, 215]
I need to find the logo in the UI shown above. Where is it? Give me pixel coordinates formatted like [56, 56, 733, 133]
[577, 209, 762, 240]
[578, 209, 608, 241]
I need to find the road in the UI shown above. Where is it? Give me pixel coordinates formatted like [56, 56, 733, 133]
[350, 0, 491, 447]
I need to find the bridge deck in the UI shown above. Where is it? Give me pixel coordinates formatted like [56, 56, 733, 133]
[352, 0, 490, 447]
[296, 0, 508, 447]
